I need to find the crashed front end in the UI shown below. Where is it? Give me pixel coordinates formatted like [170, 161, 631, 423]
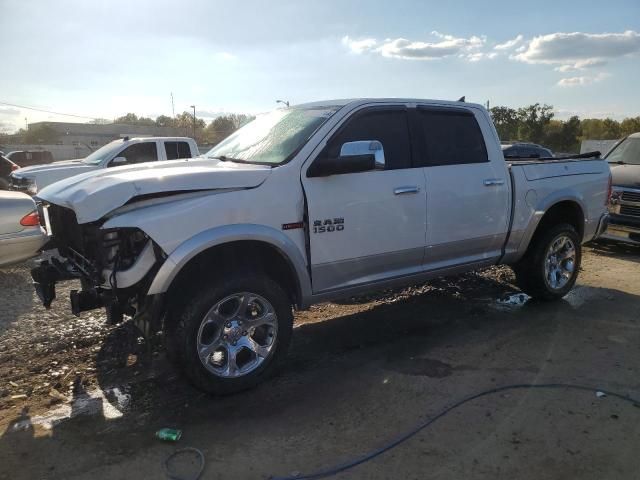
[31, 202, 165, 329]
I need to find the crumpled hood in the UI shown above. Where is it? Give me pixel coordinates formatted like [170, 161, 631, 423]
[610, 163, 640, 189]
[37, 158, 271, 223]
[12, 158, 98, 189]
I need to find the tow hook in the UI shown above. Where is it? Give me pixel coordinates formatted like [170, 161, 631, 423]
[30, 258, 78, 309]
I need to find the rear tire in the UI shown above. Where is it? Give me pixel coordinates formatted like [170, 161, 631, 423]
[513, 223, 581, 301]
[171, 270, 293, 395]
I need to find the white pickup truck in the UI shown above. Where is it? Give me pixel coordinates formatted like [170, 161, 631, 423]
[31, 99, 610, 394]
[10, 136, 199, 194]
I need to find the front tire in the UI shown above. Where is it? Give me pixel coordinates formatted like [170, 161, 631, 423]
[513, 223, 581, 301]
[173, 271, 293, 395]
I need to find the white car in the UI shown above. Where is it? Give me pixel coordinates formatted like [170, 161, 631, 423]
[32, 98, 610, 394]
[10, 137, 199, 194]
[0, 191, 46, 267]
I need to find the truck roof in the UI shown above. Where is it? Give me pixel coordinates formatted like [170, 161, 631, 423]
[118, 136, 195, 142]
[293, 98, 485, 110]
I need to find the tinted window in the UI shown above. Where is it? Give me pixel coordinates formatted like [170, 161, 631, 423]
[417, 109, 488, 166]
[519, 147, 538, 158]
[502, 146, 519, 158]
[323, 109, 411, 170]
[116, 142, 158, 165]
[165, 141, 193, 160]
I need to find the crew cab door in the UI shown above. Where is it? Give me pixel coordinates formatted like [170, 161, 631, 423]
[302, 106, 427, 293]
[414, 106, 510, 270]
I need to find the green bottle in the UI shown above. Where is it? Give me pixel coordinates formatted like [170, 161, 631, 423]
[156, 428, 182, 442]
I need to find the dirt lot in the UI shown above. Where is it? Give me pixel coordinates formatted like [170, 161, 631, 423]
[1, 242, 640, 480]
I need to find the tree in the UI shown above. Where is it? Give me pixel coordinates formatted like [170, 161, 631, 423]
[173, 111, 206, 141]
[203, 114, 254, 145]
[114, 113, 155, 126]
[490, 106, 519, 141]
[600, 118, 622, 140]
[517, 103, 554, 144]
[620, 117, 640, 137]
[155, 115, 176, 128]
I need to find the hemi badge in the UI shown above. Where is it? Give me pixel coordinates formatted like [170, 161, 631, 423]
[282, 222, 304, 231]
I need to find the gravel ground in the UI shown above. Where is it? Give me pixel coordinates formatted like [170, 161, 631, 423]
[1, 242, 639, 479]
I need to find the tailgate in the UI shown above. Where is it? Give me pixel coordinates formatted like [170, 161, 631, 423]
[519, 160, 606, 181]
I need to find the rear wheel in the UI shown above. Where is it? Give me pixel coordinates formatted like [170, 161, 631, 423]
[173, 271, 293, 394]
[514, 223, 581, 301]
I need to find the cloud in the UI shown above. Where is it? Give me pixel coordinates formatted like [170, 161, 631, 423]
[342, 32, 485, 60]
[494, 35, 524, 51]
[341, 36, 377, 54]
[554, 59, 607, 72]
[466, 52, 498, 62]
[557, 72, 610, 87]
[515, 30, 640, 69]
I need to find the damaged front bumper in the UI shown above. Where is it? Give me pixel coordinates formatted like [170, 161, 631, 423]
[30, 255, 107, 315]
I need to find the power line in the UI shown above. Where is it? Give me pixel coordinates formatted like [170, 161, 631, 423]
[0, 101, 98, 120]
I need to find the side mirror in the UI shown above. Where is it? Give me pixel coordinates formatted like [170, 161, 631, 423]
[307, 140, 385, 177]
[340, 140, 385, 169]
[110, 156, 127, 166]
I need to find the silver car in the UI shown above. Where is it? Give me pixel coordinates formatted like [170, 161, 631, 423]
[0, 191, 47, 267]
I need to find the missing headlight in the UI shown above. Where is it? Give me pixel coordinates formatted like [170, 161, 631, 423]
[102, 228, 149, 270]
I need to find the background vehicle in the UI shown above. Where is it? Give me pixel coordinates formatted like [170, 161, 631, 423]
[6, 150, 54, 167]
[0, 191, 46, 267]
[10, 137, 198, 194]
[502, 142, 554, 159]
[602, 132, 640, 245]
[0, 154, 19, 190]
[31, 98, 610, 394]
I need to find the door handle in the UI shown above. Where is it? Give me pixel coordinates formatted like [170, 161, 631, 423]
[483, 179, 505, 186]
[394, 186, 420, 195]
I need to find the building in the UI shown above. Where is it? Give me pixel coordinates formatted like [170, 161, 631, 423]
[28, 121, 186, 149]
[0, 121, 190, 161]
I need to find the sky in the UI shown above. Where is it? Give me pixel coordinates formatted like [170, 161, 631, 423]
[0, 0, 639, 133]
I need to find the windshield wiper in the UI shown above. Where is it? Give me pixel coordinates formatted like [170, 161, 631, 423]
[209, 155, 271, 166]
[608, 160, 626, 165]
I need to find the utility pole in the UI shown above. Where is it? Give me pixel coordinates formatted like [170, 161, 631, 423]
[190, 105, 196, 139]
[171, 93, 175, 118]
[24, 117, 28, 130]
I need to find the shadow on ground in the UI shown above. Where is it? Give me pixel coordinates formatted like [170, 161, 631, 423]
[2, 263, 639, 480]
[588, 240, 640, 263]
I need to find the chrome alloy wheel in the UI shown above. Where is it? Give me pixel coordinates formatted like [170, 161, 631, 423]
[196, 292, 278, 378]
[544, 235, 576, 290]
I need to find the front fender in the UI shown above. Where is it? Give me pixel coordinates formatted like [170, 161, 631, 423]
[146, 223, 312, 305]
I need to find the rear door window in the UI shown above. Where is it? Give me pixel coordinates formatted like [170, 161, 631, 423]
[416, 108, 488, 166]
[165, 141, 193, 160]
